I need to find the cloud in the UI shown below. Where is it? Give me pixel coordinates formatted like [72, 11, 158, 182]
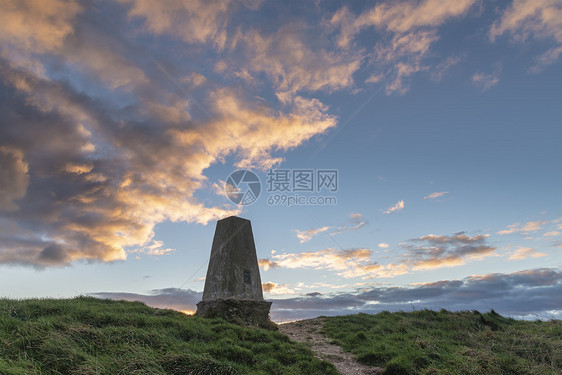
[294, 213, 367, 243]
[490, 0, 562, 70]
[0, 146, 29, 211]
[384, 200, 404, 214]
[544, 231, 560, 237]
[258, 258, 278, 271]
[269, 230, 497, 279]
[0, 0, 82, 53]
[497, 220, 548, 235]
[402, 232, 496, 270]
[329, 0, 477, 93]
[294, 226, 331, 243]
[472, 70, 500, 91]
[424, 191, 448, 199]
[508, 247, 547, 260]
[262, 282, 295, 295]
[272, 268, 562, 321]
[234, 24, 362, 102]
[128, 240, 175, 257]
[118, 0, 233, 50]
[331, 0, 477, 47]
[0, 1, 340, 268]
[430, 56, 462, 81]
[92, 268, 562, 322]
[270, 248, 383, 279]
[95, 268, 562, 322]
[378, 243, 389, 249]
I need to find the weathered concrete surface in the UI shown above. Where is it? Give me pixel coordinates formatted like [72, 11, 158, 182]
[197, 216, 272, 326]
[196, 299, 273, 327]
[202, 216, 264, 301]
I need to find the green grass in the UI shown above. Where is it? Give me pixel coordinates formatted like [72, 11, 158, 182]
[322, 309, 562, 375]
[0, 297, 338, 375]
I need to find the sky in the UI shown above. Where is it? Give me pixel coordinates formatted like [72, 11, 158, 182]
[0, 0, 561, 322]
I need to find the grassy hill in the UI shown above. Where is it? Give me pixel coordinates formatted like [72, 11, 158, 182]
[1, 298, 560, 374]
[322, 309, 562, 374]
[0, 297, 337, 375]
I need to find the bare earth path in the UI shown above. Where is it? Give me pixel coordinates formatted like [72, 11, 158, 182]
[278, 318, 384, 375]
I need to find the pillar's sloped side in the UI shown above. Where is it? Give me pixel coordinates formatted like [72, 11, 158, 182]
[202, 216, 264, 301]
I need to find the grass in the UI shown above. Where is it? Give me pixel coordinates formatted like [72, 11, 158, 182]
[322, 309, 562, 375]
[0, 297, 338, 375]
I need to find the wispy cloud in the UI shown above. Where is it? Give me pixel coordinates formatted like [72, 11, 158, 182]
[472, 70, 500, 91]
[544, 231, 560, 237]
[329, 0, 477, 93]
[424, 191, 448, 199]
[508, 247, 547, 260]
[267, 248, 383, 279]
[497, 220, 548, 235]
[263, 230, 495, 279]
[490, 0, 562, 71]
[384, 200, 405, 214]
[294, 226, 331, 243]
[294, 213, 367, 243]
[118, 0, 233, 50]
[258, 258, 278, 271]
[262, 282, 295, 295]
[233, 24, 362, 102]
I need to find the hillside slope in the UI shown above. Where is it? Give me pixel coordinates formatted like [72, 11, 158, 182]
[322, 309, 562, 374]
[0, 297, 337, 375]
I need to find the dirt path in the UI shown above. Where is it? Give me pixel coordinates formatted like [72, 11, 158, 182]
[278, 318, 384, 375]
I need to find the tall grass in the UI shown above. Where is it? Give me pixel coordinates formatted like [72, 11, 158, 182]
[322, 309, 562, 375]
[0, 297, 338, 375]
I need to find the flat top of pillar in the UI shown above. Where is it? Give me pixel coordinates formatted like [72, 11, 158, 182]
[218, 216, 251, 224]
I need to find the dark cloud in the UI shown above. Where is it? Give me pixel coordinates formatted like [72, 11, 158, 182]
[92, 268, 562, 322]
[306, 292, 322, 297]
[0, 0, 340, 268]
[0, 146, 29, 211]
[401, 232, 497, 269]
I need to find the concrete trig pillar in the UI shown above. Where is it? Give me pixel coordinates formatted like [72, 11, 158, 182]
[196, 216, 272, 326]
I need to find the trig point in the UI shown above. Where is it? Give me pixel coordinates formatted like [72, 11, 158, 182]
[196, 216, 272, 326]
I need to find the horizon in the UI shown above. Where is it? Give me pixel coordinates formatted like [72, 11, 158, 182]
[1, 0, 561, 322]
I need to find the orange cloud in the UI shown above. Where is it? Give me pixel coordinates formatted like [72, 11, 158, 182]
[258, 258, 278, 271]
[497, 220, 548, 235]
[384, 200, 404, 214]
[491, 0, 562, 70]
[508, 247, 547, 260]
[235, 26, 361, 102]
[119, 0, 232, 49]
[262, 282, 294, 295]
[424, 191, 448, 199]
[0, 0, 82, 53]
[270, 248, 384, 279]
[330, 0, 476, 93]
[294, 213, 366, 243]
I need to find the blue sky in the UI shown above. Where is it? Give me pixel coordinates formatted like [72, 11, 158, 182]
[0, 0, 561, 321]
